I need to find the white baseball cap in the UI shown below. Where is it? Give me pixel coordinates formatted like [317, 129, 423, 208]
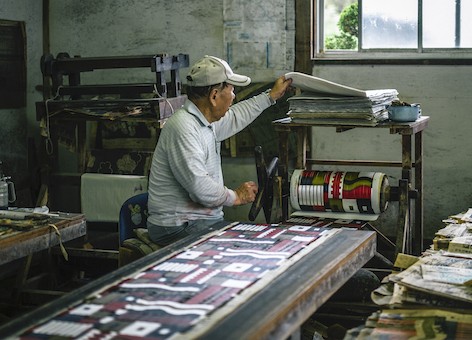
[186, 55, 251, 87]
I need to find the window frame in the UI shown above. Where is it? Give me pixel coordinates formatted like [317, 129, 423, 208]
[311, 0, 472, 65]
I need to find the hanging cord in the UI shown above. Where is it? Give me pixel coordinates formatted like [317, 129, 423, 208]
[153, 84, 174, 116]
[43, 85, 63, 155]
[44, 98, 54, 155]
[49, 223, 69, 261]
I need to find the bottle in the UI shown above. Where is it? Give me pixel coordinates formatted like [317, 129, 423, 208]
[0, 161, 8, 210]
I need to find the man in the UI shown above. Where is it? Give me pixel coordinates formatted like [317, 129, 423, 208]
[147, 55, 292, 245]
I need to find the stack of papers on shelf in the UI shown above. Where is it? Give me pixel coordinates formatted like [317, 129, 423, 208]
[433, 207, 472, 253]
[344, 308, 472, 339]
[389, 253, 472, 305]
[285, 72, 398, 126]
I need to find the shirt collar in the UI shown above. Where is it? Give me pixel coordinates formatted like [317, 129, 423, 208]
[184, 99, 211, 127]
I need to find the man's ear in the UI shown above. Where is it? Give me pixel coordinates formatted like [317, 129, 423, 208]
[209, 89, 218, 105]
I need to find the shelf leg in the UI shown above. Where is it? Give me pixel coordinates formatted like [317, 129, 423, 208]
[396, 179, 410, 257]
[414, 131, 424, 255]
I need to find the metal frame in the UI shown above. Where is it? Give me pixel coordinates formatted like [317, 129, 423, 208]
[273, 116, 430, 257]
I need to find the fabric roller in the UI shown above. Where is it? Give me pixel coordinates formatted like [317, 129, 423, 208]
[290, 169, 390, 221]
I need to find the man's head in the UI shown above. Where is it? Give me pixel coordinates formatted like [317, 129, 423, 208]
[186, 55, 251, 87]
[185, 56, 251, 123]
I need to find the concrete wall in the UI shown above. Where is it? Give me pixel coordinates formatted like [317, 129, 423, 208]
[0, 0, 43, 204]
[48, 0, 294, 82]
[1, 0, 471, 239]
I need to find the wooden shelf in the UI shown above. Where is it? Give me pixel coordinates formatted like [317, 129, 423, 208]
[273, 116, 430, 256]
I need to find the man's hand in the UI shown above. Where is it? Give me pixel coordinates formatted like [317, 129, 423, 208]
[234, 181, 258, 205]
[267, 75, 293, 102]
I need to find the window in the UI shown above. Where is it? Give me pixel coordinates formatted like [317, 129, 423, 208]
[314, 0, 472, 59]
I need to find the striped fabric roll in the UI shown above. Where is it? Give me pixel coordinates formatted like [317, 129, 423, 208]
[290, 169, 389, 215]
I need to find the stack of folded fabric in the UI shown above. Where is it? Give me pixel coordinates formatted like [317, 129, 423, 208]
[285, 72, 398, 126]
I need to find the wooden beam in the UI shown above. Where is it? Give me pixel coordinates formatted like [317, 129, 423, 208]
[295, 0, 313, 73]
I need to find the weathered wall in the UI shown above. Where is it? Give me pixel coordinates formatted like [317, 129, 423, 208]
[50, 0, 221, 61]
[0, 0, 43, 204]
[48, 0, 294, 81]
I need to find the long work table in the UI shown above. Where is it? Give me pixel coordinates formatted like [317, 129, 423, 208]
[0, 221, 375, 339]
[0, 212, 86, 266]
[0, 212, 87, 308]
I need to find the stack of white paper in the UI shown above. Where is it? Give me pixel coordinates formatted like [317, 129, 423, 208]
[285, 72, 399, 126]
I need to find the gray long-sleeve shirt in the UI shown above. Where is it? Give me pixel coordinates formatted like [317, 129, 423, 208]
[147, 92, 272, 227]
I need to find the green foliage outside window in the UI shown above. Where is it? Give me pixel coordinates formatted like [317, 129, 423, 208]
[325, 2, 358, 50]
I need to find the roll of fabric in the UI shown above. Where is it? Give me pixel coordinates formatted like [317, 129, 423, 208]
[81, 173, 148, 222]
[290, 170, 389, 220]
